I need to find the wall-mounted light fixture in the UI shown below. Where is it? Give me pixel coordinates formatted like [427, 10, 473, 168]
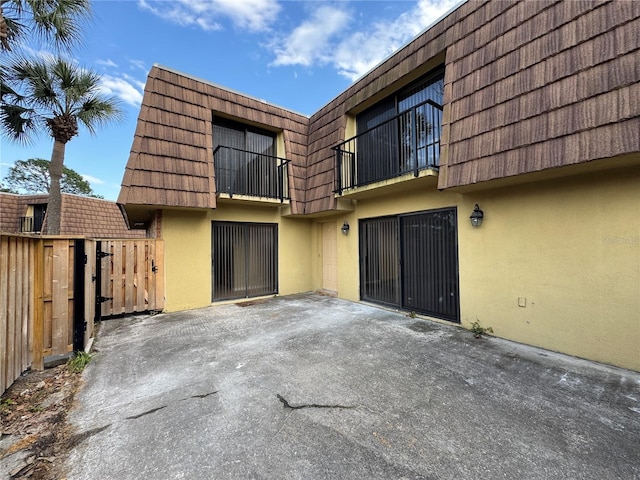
[470, 204, 484, 227]
[341, 221, 350, 235]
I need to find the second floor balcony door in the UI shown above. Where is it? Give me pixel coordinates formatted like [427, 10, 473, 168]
[345, 67, 444, 190]
[213, 117, 278, 198]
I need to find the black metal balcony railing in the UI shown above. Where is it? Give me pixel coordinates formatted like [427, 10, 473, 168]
[213, 146, 290, 202]
[20, 216, 35, 233]
[333, 99, 443, 194]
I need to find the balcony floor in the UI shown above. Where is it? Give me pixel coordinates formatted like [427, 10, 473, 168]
[216, 193, 289, 207]
[337, 168, 438, 200]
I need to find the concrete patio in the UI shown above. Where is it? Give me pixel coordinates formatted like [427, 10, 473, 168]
[65, 293, 640, 479]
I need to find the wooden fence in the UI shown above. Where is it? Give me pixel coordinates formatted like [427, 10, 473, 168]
[1, 235, 164, 394]
[98, 240, 164, 318]
[0, 236, 34, 395]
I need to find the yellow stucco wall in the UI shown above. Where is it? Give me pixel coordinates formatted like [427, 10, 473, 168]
[162, 209, 211, 312]
[309, 167, 639, 371]
[160, 166, 639, 371]
[161, 204, 312, 312]
[458, 167, 640, 371]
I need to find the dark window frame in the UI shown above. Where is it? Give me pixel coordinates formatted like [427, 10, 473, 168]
[211, 221, 279, 301]
[332, 67, 445, 191]
[359, 207, 460, 323]
[356, 66, 445, 131]
[212, 116, 289, 201]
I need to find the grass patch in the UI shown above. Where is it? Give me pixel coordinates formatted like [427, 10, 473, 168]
[67, 351, 92, 373]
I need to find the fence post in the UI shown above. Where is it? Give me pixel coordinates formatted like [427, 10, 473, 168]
[32, 239, 44, 371]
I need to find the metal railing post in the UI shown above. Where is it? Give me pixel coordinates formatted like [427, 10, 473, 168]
[412, 107, 419, 177]
[278, 162, 284, 202]
[336, 148, 343, 195]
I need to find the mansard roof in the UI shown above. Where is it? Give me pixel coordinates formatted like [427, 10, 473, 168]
[119, 0, 640, 215]
[117, 66, 309, 214]
[0, 192, 145, 238]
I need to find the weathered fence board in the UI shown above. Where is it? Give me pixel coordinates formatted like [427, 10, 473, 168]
[84, 239, 96, 348]
[1, 235, 163, 395]
[48, 239, 73, 355]
[0, 236, 34, 393]
[0, 238, 7, 392]
[32, 239, 44, 371]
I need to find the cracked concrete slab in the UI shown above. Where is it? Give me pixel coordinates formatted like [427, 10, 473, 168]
[65, 293, 640, 479]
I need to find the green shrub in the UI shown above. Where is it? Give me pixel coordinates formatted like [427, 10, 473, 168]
[470, 320, 493, 339]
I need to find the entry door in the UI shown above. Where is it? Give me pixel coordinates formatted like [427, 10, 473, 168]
[360, 216, 401, 306]
[212, 222, 278, 301]
[322, 222, 338, 292]
[359, 208, 459, 322]
[401, 209, 459, 322]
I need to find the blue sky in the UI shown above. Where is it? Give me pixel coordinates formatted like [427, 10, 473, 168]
[1, 0, 460, 200]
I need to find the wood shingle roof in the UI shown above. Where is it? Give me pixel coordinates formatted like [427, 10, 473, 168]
[118, 66, 309, 214]
[119, 0, 640, 215]
[0, 193, 145, 238]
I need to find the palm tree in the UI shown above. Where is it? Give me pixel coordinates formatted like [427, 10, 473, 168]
[0, 0, 91, 52]
[1, 56, 121, 234]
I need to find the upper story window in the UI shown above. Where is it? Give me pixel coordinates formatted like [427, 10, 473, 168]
[334, 67, 444, 193]
[213, 117, 276, 156]
[357, 68, 444, 132]
[212, 116, 289, 201]
[20, 203, 46, 233]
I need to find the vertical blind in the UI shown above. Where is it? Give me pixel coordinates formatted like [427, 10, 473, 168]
[212, 222, 278, 301]
[359, 208, 459, 322]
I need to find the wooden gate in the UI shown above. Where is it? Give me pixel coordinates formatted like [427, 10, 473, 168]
[1, 236, 163, 394]
[96, 239, 164, 318]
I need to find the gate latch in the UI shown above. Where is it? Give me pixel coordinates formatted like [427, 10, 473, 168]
[97, 251, 112, 259]
[97, 296, 113, 304]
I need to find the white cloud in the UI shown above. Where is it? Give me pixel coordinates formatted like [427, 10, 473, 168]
[270, 0, 462, 81]
[96, 58, 118, 68]
[98, 75, 144, 107]
[129, 59, 147, 72]
[212, 0, 281, 31]
[80, 174, 105, 185]
[138, 0, 280, 32]
[123, 73, 146, 92]
[271, 6, 351, 67]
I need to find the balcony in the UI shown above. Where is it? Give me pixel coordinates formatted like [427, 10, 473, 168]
[213, 146, 290, 203]
[333, 99, 443, 195]
[20, 215, 45, 233]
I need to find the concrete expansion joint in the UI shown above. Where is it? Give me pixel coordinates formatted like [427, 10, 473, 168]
[276, 393, 357, 410]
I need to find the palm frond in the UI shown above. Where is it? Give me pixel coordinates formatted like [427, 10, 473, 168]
[0, 15, 24, 51]
[2, 55, 122, 144]
[7, 56, 63, 112]
[0, 102, 39, 144]
[0, 65, 25, 101]
[25, 0, 92, 50]
[75, 95, 122, 135]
